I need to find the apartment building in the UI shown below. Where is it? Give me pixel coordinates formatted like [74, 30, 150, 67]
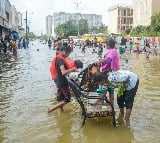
[46, 15, 53, 36]
[53, 12, 102, 33]
[11, 5, 18, 31]
[17, 12, 22, 28]
[133, 0, 160, 27]
[108, 5, 133, 34]
[0, 0, 22, 38]
[0, 0, 11, 36]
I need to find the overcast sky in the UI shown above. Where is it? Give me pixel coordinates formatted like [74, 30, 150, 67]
[9, 0, 132, 34]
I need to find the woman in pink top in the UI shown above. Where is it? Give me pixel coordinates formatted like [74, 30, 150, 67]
[100, 38, 120, 72]
[98, 38, 120, 105]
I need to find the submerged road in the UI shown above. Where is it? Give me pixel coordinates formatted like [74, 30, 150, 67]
[0, 40, 160, 143]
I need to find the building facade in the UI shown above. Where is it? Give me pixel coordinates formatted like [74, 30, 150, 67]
[11, 5, 18, 31]
[133, 0, 160, 27]
[46, 15, 53, 36]
[17, 12, 22, 28]
[53, 12, 102, 34]
[108, 5, 133, 34]
[0, 0, 22, 38]
[0, 0, 11, 37]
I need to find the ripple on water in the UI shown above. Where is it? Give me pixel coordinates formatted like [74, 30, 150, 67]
[0, 43, 160, 143]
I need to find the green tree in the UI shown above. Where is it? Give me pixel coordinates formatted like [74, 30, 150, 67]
[96, 25, 108, 34]
[151, 12, 160, 34]
[90, 27, 98, 34]
[55, 20, 77, 38]
[130, 25, 146, 36]
[143, 26, 152, 36]
[55, 25, 65, 37]
[55, 20, 89, 37]
[63, 20, 77, 37]
[41, 34, 49, 41]
[129, 13, 160, 37]
[90, 25, 108, 34]
[78, 19, 89, 35]
[28, 32, 36, 40]
[19, 30, 26, 38]
[123, 28, 131, 35]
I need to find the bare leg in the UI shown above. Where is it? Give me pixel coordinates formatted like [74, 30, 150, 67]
[97, 91, 107, 104]
[60, 106, 64, 112]
[146, 52, 149, 59]
[125, 108, 132, 122]
[47, 101, 66, 113]
[109, 94, 114, 105]
[120, 108, 124, 115]
[117, 112, 125, 126]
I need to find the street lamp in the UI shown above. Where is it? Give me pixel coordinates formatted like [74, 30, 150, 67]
[24, 11, 33, 38]
[23, 11, 28, 47]
[74, 0, 81, 37]
[25, 11, 28, 39]
[23, 11, 33, 47]
[23, 11, 28, 39]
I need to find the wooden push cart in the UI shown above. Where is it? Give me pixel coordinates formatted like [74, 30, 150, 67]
[67, 63, 116, 127]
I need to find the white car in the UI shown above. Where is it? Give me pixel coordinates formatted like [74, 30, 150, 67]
[73, 38, 83, 46]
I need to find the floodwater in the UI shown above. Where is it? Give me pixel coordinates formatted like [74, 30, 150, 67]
[0, 41, 160, 143]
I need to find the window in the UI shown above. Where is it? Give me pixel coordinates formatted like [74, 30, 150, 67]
[124, 10, 126, 16]
[118, 10, 120, 16]
[6, 12, 9, 21]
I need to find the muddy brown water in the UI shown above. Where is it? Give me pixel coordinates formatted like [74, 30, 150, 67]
[0, 41, 160, 143]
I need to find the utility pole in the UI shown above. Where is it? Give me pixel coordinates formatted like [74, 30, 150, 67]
[25, 11, 28, 39]
[74, 0, 81, 37]
[25, 11, 28, 48]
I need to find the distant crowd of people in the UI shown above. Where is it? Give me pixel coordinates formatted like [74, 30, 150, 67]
[118, 36, 160, 59]
[45, 36, 105, 58]
[0, 33, 29, 57]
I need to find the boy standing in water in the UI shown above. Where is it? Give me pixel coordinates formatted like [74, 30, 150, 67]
[47, 45, 80, 113]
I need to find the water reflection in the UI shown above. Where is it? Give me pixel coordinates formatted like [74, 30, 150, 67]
[129, 54, 160, 143]
[0, 41, 160, 143]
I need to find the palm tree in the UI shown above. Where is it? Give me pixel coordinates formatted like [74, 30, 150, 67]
[151, 12, 160, 32]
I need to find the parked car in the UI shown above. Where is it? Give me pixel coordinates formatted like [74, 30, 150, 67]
[73, 38, 83, 46]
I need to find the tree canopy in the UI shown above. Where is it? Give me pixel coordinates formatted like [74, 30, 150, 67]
[55, 20, 107, 38]
[122, 12, 160, 37]
[151, 12, 160, 33]
[55, 20, 87, 38]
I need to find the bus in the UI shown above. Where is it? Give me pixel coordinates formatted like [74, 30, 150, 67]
[96, 33, 110, 43]
[82, 33, 110, 43]
[82, 34, 92, 41]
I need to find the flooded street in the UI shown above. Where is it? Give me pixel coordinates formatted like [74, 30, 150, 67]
[0, 40, 160, 143]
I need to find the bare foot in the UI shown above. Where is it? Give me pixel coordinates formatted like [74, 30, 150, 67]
[46, 108, 50, 113]
[124, 120, 130, 127]
[60, 107, 64, 112]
